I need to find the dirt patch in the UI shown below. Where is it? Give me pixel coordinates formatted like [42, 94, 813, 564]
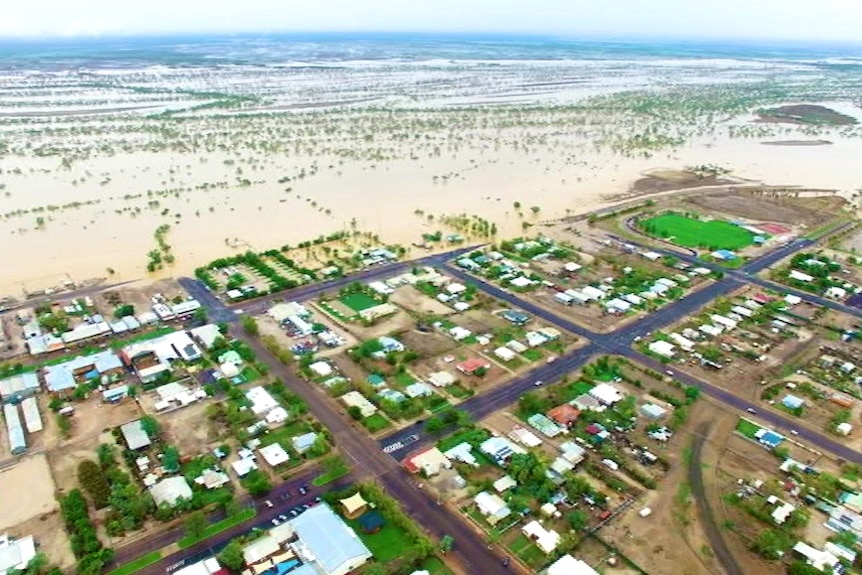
[0, 454, 58, 530]
[755, 104, 858, 126]
[389, 285, 454, 317]
[11, 511, 74, 570]
[158, 401, 219, 455]
[630, 170, 735, 196]
[761, 140, 833, 147]
[683, 191, 836, 227]
[398, 329, 460, 358]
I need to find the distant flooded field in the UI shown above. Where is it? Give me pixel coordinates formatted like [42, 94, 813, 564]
[1, 35, 861, 295]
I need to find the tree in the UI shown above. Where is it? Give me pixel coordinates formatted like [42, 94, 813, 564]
[566, 510, 589, 531]
[788, 561, 827, 575]
[241, 315, 259, 336]
[241, 470, 272, 495]
[77, 460, 111, 509]
[218, 540, 245, 573]
[347, 406, 363, 420]
[362, 565, 387, 575]
[184, 511, 208, 540]
[425, 417, 445, 435]
[162, 446, 181, 473]
[140, 416, 160, 439]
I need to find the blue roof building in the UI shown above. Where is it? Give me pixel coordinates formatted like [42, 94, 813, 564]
[712, 249, 737, 261]
[292, 432, 319, 454]
[289, 504, 372, 575]
[782, 395, 805, 410]
[756, 429, 784, 448]
[43, 350, 124, 393]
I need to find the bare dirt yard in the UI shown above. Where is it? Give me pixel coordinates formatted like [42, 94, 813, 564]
[12, 512, 74, 570]
[389, 285, 454, 317]
[158, 401, 218, 456]
[0, 454, 58, 530]
[683, 191, 843, 227]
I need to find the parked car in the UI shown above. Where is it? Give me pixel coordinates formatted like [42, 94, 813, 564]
[264, 500, 274, 508]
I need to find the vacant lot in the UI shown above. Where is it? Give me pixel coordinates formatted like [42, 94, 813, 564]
[0, 454, 57, 530]
[641, 214, 755, 250]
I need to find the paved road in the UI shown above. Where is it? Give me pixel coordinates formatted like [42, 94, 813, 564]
[228, 326, 507, 575]
[0, 279, 140, 317]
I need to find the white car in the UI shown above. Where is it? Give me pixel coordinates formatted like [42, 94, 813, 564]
[790, 430, 799, 436]
[746, 408, 756, 414]
[534, 380, 543, 387]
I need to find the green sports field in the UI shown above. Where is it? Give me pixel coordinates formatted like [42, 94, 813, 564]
[340, 292, 381, 312]
[640, 213, 757, 250]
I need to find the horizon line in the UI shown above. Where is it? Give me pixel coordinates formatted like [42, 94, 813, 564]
[0, 30, 860, 49]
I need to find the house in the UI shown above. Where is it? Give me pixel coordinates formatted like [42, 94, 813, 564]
[0, 534, 36, 575]
[120, 420, 151, 450]
[792, 542, 841, 573]
[494, 347, 517, 362]
[259, 443, 290, 467]
[310, 361, 334, 378]
[547, 555, 600, 575]
[559, 441, 586, 465]
[563, 262, 583, 273]
[404, 447, 452, 476]
[640, 403, 667, 420]
[288, 503, 373, 575]
[782, 395, 805, 410]
[565, 290, 590, 305]
[493, 476, 517, 493]
[446, 283, 467, 295]
[449, 326, 472, 341]
[501, 310, 531, 326]
[292, 432, 319, 454]
[508, 426, 543, 447]
[189, 324, 223, 350]
[61, 321, 111, 345]
[443, 442, 478, 466]
[149, 477, 193, 507]
[427, 371, 455, 388]
[648, 340, 676, 358]
[404, 382, 433, 398]
[826, 286, 847, 300]
[194, 469, 230, 490]
[242, 534, 280, 566]
[3, 405, 25, 455]
[605, 298, 631, 314]
[528, 414, 565, 438]
[712, 249, 736, 261]
[547, 404, 580, 428]
[669, 333, 695, 352]
[522, 521, 560, 554]
[555, 292, 575, 306]
[641, 251, 662, 261]
[789, 270, 814, 283]
[246, 386, 279, 415]
[509, 276, 534, 289]
[474, 492, 511, 525]
[699, 324, 723, 337]
[711, 314, 738, 330]
[589, 383, 624, 405]
[480, 436, 523, 464]
[43, 350, 124, 393]
[231, 458, 258, 477]
[623, 293, 643, 306]
[341, 391, 377, 417]
[581, 286, 606, 301]
[377, 336, 405, 354]
[456, 358, 490, 375]
[0, 373, 40, 403]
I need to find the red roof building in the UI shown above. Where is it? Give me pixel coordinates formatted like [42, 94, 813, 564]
[456, 358, 491, 375]
[547, 404, 581, 427]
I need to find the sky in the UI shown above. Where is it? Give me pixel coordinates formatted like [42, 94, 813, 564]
[1, 0, 862, 43]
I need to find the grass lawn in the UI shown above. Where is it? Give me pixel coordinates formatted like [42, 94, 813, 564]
[362, 413, 392, 432]
[736, 418, 761, 439]
[239, 366, 260, 383]
[416, 557, 454, 575]
[106, 552, 163, 575]
[522, 348, 544, 362]
[394, 372, 416, 386]
[347, 517, 414, 562]
[340, 292, 381, 313]
[178, 508, 256, 548]
[507, 534, 547, 570]
[437, 428, 491, 452]
[642, 213, 756, 250]
[312, 460, 350, 486]
[446, 384, 474, 400]
[259, 422, 312, 447]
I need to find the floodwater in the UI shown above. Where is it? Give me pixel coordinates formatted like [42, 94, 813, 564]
[1, 128, 861, 297]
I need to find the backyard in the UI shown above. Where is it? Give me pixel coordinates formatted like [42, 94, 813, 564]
[640, 213, 757, 250]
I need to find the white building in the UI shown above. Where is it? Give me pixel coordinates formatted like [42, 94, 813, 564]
[547, 555, 600, 575]
[648, 340, 676, 358]
[246, 386, 279, 415]
[522, 521, 561, 554]
[474, 492, 511, 525]
[341, 391, 377, 417]
[589, 383, 624, 405]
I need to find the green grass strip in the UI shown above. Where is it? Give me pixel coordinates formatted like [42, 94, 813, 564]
[312, 464, 351, 487]
[177, 508, 256, 549]
[106, 551, 163, 575]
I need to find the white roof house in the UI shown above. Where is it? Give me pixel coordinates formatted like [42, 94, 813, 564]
[0, 534, 36, 575]
[494, 347, 517, 361]
[259, 443, 290, 467]
[547, 555, 600, 575]
[149, 477, 193, 508]
[0, 373, 40, 402]
[189, 324, 223, 350]
[341, 391, 377, 417]
[246, 386, 279, 415]
[789, 270, 814, 283]
[231, 458, 258, 477]
[648, 340, 676, 358]
[474, 492, 511, 525]
[711, 314, 738, 330]
[449, 326, 472, 341]
[428, 371, 455, 387]
[792, 542, 841, 573]
[522, 520, 561, 554]
[493, 476, 517, 493]
[605, 298, 631, 313]
[581, 286, 606, 301]
[310, 361, 334, 378]
[669, 333, 695, 352]
[406, 447, 452, 476]
[699, 324, 723, 337]
[589, 383, 624, 405]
